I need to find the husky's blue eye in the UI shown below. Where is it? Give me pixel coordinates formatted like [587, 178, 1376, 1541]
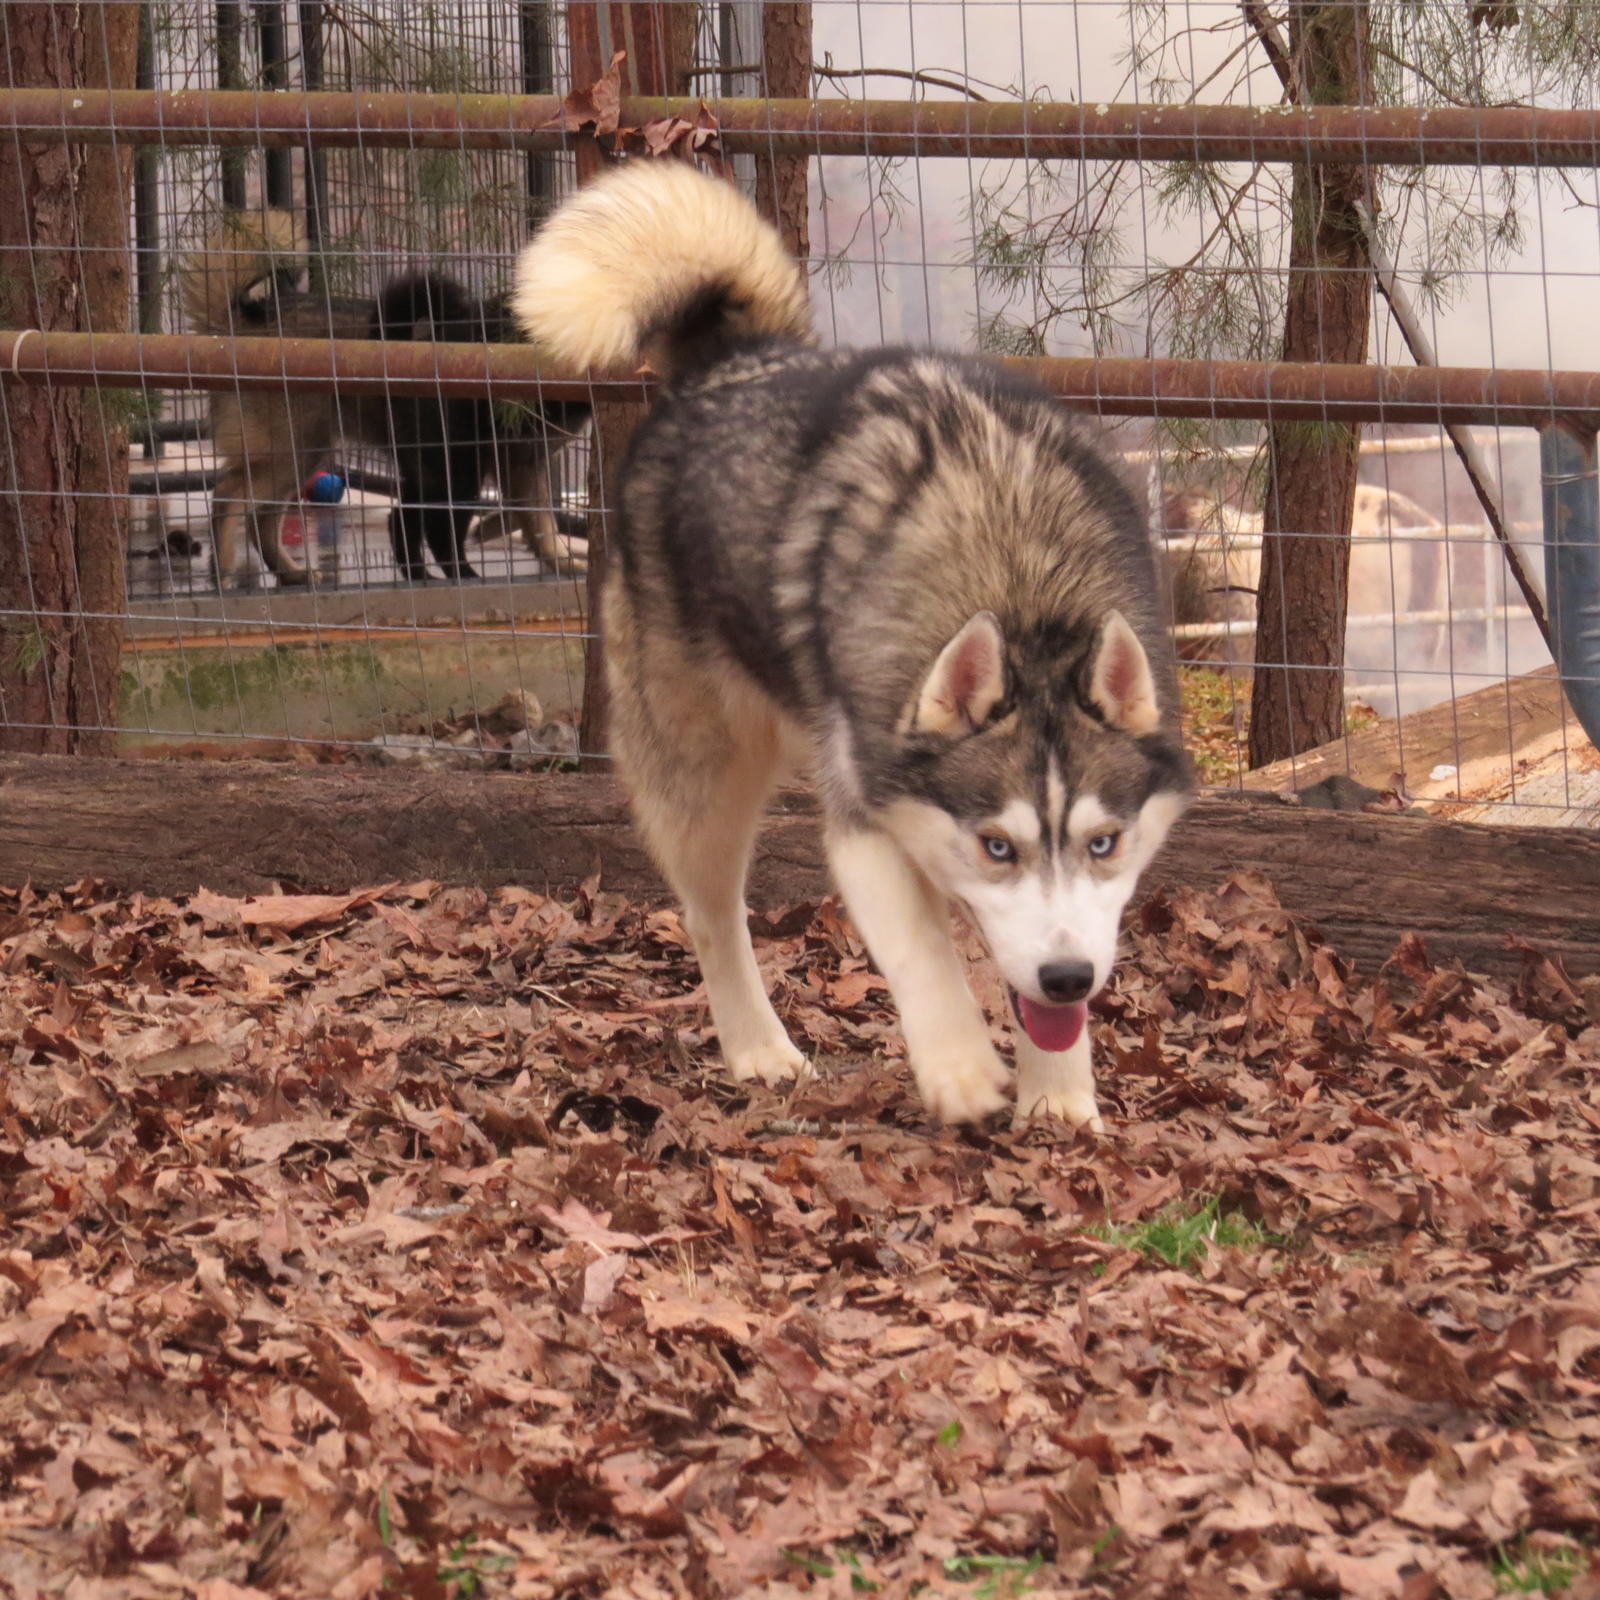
[981, 834, 1016, 863]
[1087, 832, 1120, 859]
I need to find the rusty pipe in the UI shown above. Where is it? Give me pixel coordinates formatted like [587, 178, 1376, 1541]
[5, 89, 1600, 167]
[4, 330, 1600, 428]
[0, 332, 639, 402]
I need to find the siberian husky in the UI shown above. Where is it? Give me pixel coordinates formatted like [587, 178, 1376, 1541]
[513, 162, 1193, 1128]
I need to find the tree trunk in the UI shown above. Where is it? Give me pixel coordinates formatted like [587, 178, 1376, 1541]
[1247, 0, 1372, 770]
[0, 4, 139, 757]
[755, 5, 811, 260]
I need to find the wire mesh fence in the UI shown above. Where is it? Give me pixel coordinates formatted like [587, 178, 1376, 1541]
[1, 0, 1598, 829]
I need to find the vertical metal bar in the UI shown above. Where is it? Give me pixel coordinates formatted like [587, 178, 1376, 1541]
[567, 4, 692, 765]
[519, 1, 556, 227]
[1538, 423, 1600, 750]
[719, 1, 734, 95]
[719, 2, 761, 193]
[134, 3, 160, 333]
[215, 0, 247, 210]
[297, 0, 329, 251]
[567, 4, 612, 766]
[133, 2, 163, 456]
[257, 1, 293, 208]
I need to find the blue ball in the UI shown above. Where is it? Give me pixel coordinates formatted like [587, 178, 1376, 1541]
[305, 472, 347, 505]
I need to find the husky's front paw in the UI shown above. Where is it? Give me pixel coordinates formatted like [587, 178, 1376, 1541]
[911, 1040, 1009, 1124]
[1014, 1090, 1104, 1134]
[723, 1036, 806, 1085]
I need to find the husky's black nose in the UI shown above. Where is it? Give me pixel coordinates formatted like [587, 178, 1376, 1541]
[1038, 960, 1094, 1004]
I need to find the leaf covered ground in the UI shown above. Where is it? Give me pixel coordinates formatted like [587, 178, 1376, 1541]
[2, 871, 1599, 1600]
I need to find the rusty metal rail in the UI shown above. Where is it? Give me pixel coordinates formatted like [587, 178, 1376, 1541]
[7, 329, 1600, 427]
[0, 333, 629, 403]
[6, 90, 1600, 167]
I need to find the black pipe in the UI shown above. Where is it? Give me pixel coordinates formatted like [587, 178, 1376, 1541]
[129, 468, 220, 496]
[134, 4, 164, 454]
[297, 0, 330, 252]
[215, 1, 246, 210]
[257, 1, 294, 207]
[519, 2, 556, 228]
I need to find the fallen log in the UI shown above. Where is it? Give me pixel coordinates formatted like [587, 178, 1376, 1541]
[1246, 663, 1567, 795]
[0, 755, 1594, 978]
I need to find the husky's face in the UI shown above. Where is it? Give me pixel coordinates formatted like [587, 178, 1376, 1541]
[882, 777, 1186, 1014]
[880, 609, 1192, 1050]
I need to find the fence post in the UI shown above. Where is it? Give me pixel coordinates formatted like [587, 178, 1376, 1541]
[1539, 423, 1600, 751]
[754, 4, 811, 260]
[567, 4, 696, 771]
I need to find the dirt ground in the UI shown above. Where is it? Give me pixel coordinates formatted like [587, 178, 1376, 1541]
[2, 872, 1598, 1599]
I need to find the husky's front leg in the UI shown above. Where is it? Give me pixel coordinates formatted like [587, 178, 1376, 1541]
[1014, 1030, 1103, 1133]
[827, 827, 1008, 1123]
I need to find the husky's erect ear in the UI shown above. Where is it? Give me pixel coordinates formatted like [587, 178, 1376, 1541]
[1089, 611, 1160, 734]
[906, 611, 1007, 736]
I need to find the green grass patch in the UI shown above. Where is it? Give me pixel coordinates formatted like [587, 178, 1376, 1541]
[782, 1547, 1047, 1596]
[1180, 665, 1251, 785]
[1090, 1196, 1283, 1273]
[783, 1547, 880, 1591]
[438, 1537, 515, 1597]
[1180, 664, 1381, 785]
[3, 620, 46, 681]
[1492, 1539, 1585, 1595]
[941, 1551, 1046, 1597]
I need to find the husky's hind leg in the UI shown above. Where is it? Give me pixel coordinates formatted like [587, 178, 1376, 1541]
[607, 587, 803, 1085]
[825, 827, 1008, 1124]
[1014, 1032, 1103, 1133]
[628, 726, 803, 1082]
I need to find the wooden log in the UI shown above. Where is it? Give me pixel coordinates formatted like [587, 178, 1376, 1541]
[1247, 663, 1567, 794]
[0, 755, 1595, 978]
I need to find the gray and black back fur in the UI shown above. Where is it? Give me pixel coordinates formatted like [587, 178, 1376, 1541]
[621, 344, 1190, 824]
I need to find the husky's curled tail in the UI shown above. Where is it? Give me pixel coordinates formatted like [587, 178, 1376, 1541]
[511, 158, 812, 379]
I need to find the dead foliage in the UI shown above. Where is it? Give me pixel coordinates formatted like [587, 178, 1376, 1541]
[540, 49, 730, 175]
[2, 870, 1599, 1599]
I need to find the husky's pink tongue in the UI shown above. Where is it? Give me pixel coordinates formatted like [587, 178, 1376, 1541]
[1014, 993, 1087, 1052]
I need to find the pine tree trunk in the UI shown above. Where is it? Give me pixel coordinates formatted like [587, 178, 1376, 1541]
[1247, 0, 1372, 770]
[0, 4, 139, 757]
[755, 5, 811, 260]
